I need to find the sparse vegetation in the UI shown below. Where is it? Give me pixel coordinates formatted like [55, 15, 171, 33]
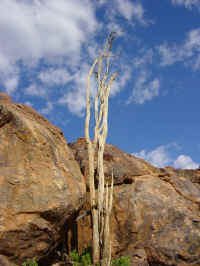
[22, 258, 38, 266]
[69, 248, 92, 266]
[111, 256, 130, 266]
[69, 249, 130, 266]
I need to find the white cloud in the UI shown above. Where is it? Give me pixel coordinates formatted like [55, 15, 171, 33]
[57, 58, 128, 116]
[58, 89, 86, 117]
[171, 0, 200, 9]
[40, 101, 54, 115]
[97, 0, 107, 6]
[134, 145, 172, 168]
[104, 0, 149, 32]
[126, 49, 160, 105]
[193, 55, 200, 69]
[0, 0, 149, 117]
[158, 44, 179, 66]
[185, 28, 200, 50]
[133, 49, 153, 68]
[57, 63, 92, 116]
[0, 0, 97, 93]
[116, 0, 144, 20]
[134, 144, 199, 169]
[111, 66, 132, 96]
[0, 55, 19, 95]
[115, 0, 145, 23]
[38, 68, 72, 86]
[158, 28, 200, 69]
[173, 155, 199, 169]
[158, 42, 192, 67]
[127, 71, 160, 104]
[24, 101, 33, 107]
[25, 84, 47, 97]
[2, 0, 96, 59]
[174, 154, 199, 169]
[106, 22, 124, 38]
[4, 76, 19, 94]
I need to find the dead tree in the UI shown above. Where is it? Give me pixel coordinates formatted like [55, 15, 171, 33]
[85, 33, 117, 265]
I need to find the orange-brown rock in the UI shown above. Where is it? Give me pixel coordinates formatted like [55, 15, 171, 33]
[70, 139, 200, 266]
[1, 98, 200, 266]
[0, 254, 13, 266]
[176, 168, 200, 187]
[69, 138, 158, 188]
[0, 100, 86, 264]
[0, 92, 13, 103]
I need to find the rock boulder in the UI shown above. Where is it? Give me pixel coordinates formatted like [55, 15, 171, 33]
[69, 138, 158, 187]
[70, 139, 200, 266]
[0, 92, 13, 103]
[0, 95, 86, 265]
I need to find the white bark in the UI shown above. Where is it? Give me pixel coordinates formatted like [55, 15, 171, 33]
[85, 33, 117, 266]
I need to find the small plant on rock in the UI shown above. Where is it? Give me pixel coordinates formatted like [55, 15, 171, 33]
[69, 248, 92, 266]
[111, 256, 130, 266]
[69, 249, 130, 266]
[69, 249, 81, 264]
[22, 258, 38, 266]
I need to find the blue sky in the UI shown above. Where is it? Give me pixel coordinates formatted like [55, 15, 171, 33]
[0, 0, 200, 169]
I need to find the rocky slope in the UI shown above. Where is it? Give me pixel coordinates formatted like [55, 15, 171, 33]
[70, 138, 200, 266]
[0, 92, 200, 266]
[0, 93, 85, 265]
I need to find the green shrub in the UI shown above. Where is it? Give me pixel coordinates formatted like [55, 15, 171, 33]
[80, 248, 92, 266]
[69, 249, 130, 266]
[69, 248, 92, 265]
[111, 256, 130, 266]
[69, 249, 81, 263]
[22, 258, 38, 266]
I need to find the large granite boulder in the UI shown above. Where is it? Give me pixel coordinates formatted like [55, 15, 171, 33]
[70, 139, 200, 266]
[69, 138, 158, 187]
[0, 93, 86, 265]
[168, 167, 200, 187]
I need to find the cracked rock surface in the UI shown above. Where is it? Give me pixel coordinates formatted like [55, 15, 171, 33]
[1, 93, 200, 266]
[0, 95, 86, 265]
[70, 138, 200, 266]
[69, 138, 158, 187]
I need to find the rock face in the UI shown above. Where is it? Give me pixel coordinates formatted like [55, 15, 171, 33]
[0, 95, 86, 265]
[1, 94, 200, 266]
[69, 138, 158, 188]
[70, 138, 200, 266]
[0, 92, 13, 103]
[174, 168, 200, 187]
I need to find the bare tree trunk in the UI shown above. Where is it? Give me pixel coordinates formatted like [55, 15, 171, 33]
[85, 58, 100, 264]
[85, 33, 117, 266]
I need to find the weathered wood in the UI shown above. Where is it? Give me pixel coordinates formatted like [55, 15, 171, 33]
[85, 33, 117, 265]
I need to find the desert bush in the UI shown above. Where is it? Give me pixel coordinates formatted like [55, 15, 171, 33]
[69, 248, 92, 266]
[69, 249, 130, 266]
[22, 258, 38, 266]
[111, 256, 130, 266]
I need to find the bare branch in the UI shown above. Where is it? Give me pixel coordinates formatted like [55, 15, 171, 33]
[85, 32, 118, 266]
